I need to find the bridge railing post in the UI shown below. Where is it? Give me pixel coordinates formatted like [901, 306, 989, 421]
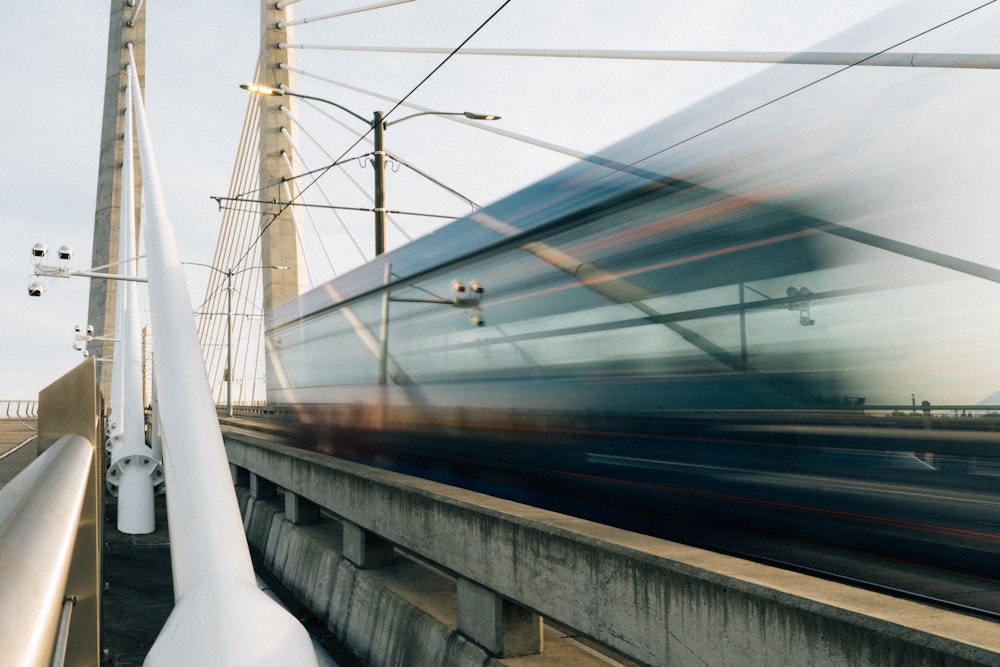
[249, 472, 278, 500]
[342, 522, 395, 569]
[284, 490, 320, 525]
[457, 578, 543, 658]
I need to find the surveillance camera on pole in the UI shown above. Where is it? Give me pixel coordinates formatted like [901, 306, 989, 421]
[31, 242, 48, 259]
[28, 282, 45, 297]
[451, 279, 484, 307]
[57, 245, 73, 261]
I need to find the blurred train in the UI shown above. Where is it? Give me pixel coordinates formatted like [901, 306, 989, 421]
[264, 29, 1000, 580]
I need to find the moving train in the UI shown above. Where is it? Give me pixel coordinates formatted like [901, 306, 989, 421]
[264, 48, 1000, 581]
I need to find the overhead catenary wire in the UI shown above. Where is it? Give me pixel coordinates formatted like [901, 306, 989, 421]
[281, 93, 480, 212]
[214, 196, 458, 220]
[625, 0, 999, 173]
[278, 105, 380, 265]
[279, 144, 330, 284]
[278, 165, 315, 289]
[237, 0, 514, 268]
[197, 62, 269, 404]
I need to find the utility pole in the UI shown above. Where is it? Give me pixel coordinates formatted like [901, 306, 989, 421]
[373, 110, 387, 256]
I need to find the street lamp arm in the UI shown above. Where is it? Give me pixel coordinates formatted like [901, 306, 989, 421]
[241, 84, 501, 129]
[240, 82, 498, 256]
[384, 110, 500, 128]
[241, 83, 370, 126]
[288, 91, 372, 125]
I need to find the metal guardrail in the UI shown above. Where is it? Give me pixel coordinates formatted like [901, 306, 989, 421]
[0, 400, 38, 419]
[0, 434, 95, 667]
[1, 358, 102, 667]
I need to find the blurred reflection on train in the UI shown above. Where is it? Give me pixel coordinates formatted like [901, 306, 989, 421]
[266, 2, 1000, 581]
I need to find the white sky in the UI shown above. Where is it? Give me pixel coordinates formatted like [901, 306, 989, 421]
[1, 0, 996, 402]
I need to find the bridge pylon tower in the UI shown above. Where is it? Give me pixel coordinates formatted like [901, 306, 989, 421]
[87, 0, 146, 399]
[256, 0, 301, 314]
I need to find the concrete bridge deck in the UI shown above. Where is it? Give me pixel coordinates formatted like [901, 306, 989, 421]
[7, 418, 1000, 665]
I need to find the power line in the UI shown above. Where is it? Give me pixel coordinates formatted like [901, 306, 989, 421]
[627, 1, 998, 171]
[238, 0, 513, 267]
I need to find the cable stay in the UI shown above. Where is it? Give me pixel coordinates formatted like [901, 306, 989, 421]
[279, 141, 355, 277]
[212, 196, 462, 220]
[278, 45, 1000, 70]
[278, 0, 416, 28]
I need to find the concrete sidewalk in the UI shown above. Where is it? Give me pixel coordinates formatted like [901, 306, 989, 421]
[102, 494, 174, 666]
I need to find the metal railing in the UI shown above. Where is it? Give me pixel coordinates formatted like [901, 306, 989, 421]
[0, 400, 38, 419]
[0, 434, 94, 667]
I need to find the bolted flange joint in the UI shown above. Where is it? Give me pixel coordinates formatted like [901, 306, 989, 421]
[106, 454, 165, 496]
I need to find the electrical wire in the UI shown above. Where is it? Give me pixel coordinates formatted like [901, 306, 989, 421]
[627, 1, 998, 172]
[236, 0, 513, 267]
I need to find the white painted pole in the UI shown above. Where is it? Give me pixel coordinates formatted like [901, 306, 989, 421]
[106, 64, 158, 535]
[150, 371, 162, 463]
[125, 46, 316, 666]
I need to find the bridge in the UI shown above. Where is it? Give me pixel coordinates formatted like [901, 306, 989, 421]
[4, 1, 1000, 665]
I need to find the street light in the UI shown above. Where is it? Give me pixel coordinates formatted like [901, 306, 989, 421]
[241, 83, 500, 256]
[185, 262, 288, 416]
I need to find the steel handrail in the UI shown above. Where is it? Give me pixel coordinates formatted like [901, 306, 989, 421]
[0, 400, 39, 419]
[0, 434, 94, 666]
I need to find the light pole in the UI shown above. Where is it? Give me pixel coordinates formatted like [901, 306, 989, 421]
[241, 83, 500, 256]
[185, 262, 288, 416]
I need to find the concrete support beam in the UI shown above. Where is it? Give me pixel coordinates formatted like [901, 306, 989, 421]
[249, 472, 277, 500]
[342, 521, 394, 569]
[457, 579, 542, 658]
[284, 489, 319, 525]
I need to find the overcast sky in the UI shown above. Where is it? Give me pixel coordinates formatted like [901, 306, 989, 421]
[1, 0, 995, 402]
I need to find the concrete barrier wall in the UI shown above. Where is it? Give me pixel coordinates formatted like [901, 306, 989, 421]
[239, 492, 502, 666]
[225, 433, 1000, 666]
